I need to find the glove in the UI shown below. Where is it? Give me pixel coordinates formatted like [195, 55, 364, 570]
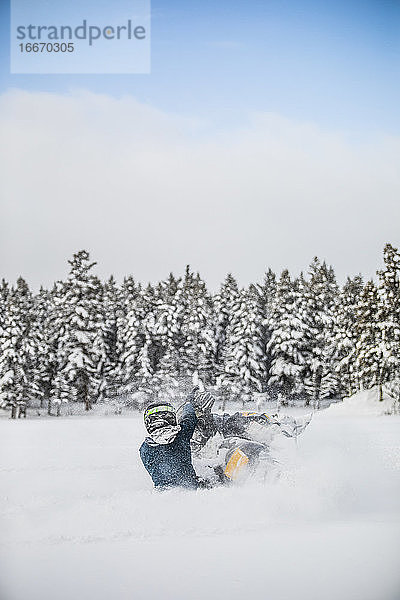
[190, 390, 215, 415]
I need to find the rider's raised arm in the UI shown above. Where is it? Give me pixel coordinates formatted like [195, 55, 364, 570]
[179, 402, 197, 440]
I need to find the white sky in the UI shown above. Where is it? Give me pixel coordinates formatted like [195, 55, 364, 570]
[1, 89, 399, 290]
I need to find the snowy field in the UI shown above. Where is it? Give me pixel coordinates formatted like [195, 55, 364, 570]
[1, 404, 399, 600]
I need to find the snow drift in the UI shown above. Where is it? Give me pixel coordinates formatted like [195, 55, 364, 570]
[326, 386, 399, 417]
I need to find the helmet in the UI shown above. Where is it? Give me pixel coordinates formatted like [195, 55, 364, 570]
[144, 403, 177, 434]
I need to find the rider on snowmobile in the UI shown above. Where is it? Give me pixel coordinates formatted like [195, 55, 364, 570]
[140, 388, 311, 490]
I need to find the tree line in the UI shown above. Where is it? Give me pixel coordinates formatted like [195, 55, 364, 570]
[1, 245, 399, 417]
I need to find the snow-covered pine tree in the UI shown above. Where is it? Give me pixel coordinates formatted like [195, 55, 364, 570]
[334, 275, 364, 396]
[114, 276, 141, 389]
[259, 268, 277, 382]
[267, 270, 309, 402]
[213, 273, 240, 381]
[376, 243, 400, 396]
[0, 280, 10, 408]
[0, 284, 20, 415]
[90, 275, 109, 403]
[0, 278, 35, 417]
[152, 273, 184, 389]
[248, 281, 270, 391]
[102, 276, 123, 389]
[56, 251, 104, 412]
[29, 286, 53, 409]
[303, 258, 340, 408]
[179, 267, 216, 386]
[135, 284, 159, 395]
[218, 286, 265, 402]
[44, 281, 70, 415]
[354, 280, 383, 393]
[353, 245, 400, 403]
[15, 278, 37, 407]
[117, 283, 157, 397]
[260, 269, 277, 309]
[116, 297, 140, 393]
[160, 272, 180, 301]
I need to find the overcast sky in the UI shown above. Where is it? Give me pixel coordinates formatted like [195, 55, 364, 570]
[1, 0, 399, 290]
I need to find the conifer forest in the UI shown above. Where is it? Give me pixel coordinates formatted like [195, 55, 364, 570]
[1, 244, 399, 417]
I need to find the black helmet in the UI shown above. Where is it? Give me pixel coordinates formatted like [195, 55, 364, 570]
[144, 402, 177, 434]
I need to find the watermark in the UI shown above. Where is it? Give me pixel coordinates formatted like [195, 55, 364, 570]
[11, 0, 151, 74]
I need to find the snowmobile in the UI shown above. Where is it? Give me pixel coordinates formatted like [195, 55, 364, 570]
[183, 390, 312, 488]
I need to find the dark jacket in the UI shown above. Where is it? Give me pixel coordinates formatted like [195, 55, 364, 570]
[139, 402, 198, 490]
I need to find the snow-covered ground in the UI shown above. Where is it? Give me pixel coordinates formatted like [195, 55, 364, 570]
[1, 399, 399, 600]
